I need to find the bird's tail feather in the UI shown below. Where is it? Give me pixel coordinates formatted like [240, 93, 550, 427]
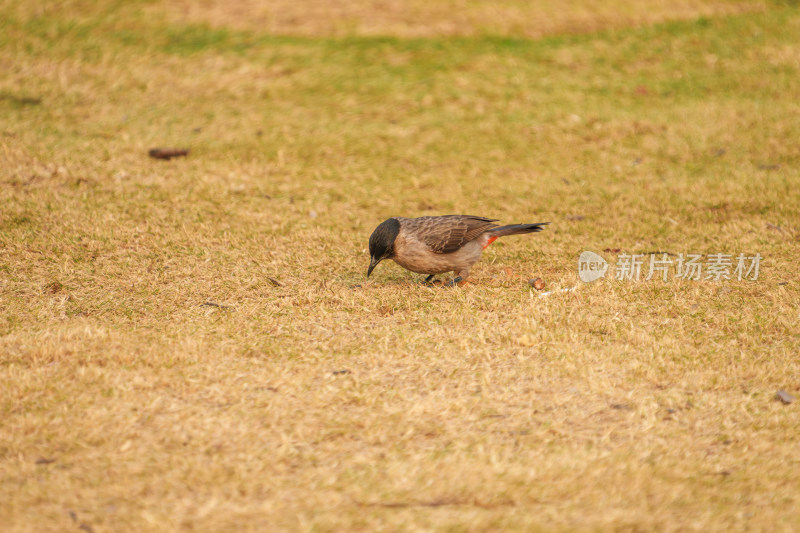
[488, 222, 549, 237]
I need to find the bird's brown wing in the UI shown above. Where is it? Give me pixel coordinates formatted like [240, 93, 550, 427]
[405, 215, 499, 254]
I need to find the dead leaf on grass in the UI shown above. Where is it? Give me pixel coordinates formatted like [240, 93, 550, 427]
[528, 277, 545, 290]
[44, 281, 63, 294]
[148, 148, 189, 160]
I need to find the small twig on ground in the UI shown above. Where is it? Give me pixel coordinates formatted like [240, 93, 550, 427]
[201, 301, 233, 310]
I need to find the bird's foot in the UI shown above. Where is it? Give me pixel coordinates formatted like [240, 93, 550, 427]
[445, 276, 465, 287]
[423, 274, 436, 285]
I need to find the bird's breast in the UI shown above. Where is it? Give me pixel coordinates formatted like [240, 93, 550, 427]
[392, 231, 483, 275]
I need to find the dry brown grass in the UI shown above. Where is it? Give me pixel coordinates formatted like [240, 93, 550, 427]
[2, 0, 800, 531]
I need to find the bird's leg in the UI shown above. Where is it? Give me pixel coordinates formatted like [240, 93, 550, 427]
[445, 268, 471, 287]
[445, 276, 464, 287]
[423, 274, 436, 284]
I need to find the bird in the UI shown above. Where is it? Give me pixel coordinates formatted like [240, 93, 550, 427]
[367, 215, 549, 285]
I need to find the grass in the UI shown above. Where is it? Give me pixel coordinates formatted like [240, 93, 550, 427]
[2, 0, 800, 531]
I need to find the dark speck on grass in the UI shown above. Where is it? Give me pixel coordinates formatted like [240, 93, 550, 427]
[332, 369, 351, 375]
[44, 281, 63, 294]
[0, 92, 42, 107]
[148, 148, 189, 160]
[610, 403, 633, 410]
[4, 215, 32, 228]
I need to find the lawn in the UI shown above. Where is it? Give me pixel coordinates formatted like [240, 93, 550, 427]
[1, 0, 799, 531]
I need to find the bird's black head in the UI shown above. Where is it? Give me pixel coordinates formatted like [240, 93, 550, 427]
[367, 218, 400, 277]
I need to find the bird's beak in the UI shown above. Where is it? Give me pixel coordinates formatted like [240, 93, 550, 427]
[367, 257, 380, 278]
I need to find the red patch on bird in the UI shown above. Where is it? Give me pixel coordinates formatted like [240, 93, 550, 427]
[482, 236, 498, 250]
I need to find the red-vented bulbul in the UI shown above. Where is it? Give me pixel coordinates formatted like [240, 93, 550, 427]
[368, 215, 549, 285]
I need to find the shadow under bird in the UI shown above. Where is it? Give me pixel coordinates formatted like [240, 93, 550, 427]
[367, 215, 549, 285]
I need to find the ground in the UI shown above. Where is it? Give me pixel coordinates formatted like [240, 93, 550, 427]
[1, 0, 799, 531]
